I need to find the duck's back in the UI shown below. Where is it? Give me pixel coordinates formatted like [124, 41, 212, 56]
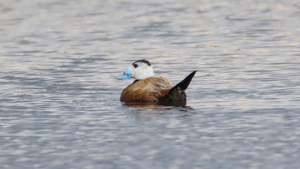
[120, 76, 173, 102]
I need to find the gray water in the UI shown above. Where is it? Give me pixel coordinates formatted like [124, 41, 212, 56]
[1, 0, 300, 168]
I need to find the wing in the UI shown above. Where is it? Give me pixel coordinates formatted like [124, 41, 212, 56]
[120, 76, 173, 102]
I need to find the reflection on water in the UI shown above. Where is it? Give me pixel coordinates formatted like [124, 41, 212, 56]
[1, 0, 300, 168]
[123, 100, 187, 107]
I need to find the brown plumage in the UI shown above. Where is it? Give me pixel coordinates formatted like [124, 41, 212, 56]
[120, 71, 197, 103]
[120, 76, 173, 102]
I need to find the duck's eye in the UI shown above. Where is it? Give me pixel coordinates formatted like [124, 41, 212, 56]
[123, 72, 125, 74]
[133, 63, 138, 68]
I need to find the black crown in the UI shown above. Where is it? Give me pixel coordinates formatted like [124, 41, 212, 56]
[132, 59, 151, 67]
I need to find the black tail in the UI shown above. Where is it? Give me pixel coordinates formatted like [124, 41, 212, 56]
[159, 71, 197, 103]
[169, 71, 197, 93]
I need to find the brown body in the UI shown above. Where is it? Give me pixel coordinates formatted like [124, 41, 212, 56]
[120, 71, 196, 104]
[120, 76, 174, 102]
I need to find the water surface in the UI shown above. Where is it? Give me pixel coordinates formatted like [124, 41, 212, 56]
[1, 0, 300, 168]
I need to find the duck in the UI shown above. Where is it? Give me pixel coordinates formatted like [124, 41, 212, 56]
[116, 59, 196, 104]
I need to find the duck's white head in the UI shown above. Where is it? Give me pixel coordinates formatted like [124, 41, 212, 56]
[116, 59, 154, 80]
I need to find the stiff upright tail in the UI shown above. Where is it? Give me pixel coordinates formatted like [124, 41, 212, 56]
[159, 71, 197, 102]
[169, 70, 197, 93]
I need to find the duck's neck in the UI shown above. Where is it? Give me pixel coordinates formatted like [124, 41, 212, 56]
[132, 80, 139, 84]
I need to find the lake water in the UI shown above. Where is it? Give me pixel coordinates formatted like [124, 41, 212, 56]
[1, 0, 300, 168]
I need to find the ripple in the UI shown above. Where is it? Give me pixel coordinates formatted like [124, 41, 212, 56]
[0, 0, 300, 168]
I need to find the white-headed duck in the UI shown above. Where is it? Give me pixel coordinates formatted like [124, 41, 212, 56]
[116, 59, 196, 104]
